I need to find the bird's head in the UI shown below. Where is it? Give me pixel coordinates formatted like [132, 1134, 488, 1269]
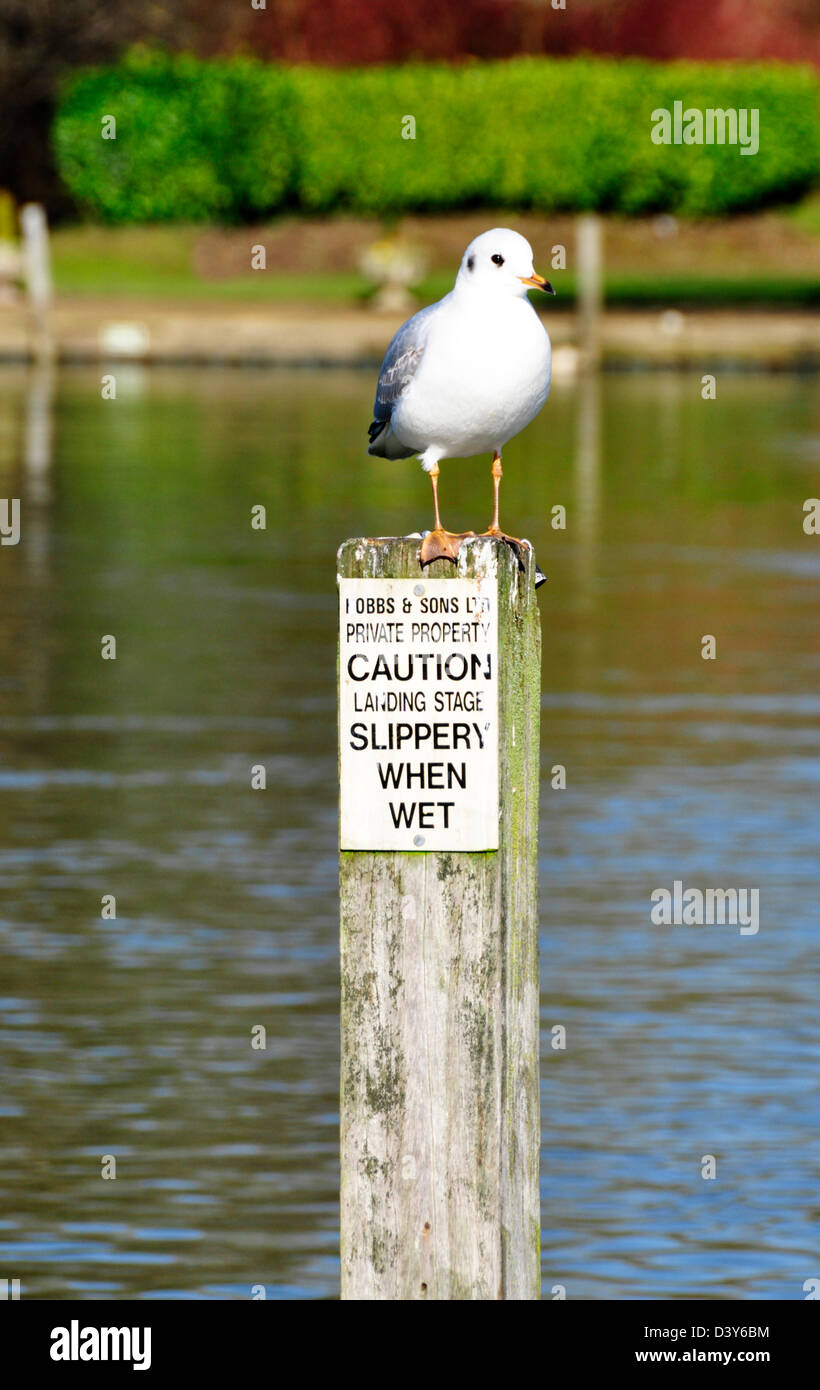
[456, 228, 555, 300]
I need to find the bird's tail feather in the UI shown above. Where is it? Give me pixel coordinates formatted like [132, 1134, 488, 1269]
[367, 421, 415, 460]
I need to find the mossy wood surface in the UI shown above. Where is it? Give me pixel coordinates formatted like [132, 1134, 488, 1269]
[338, 536, 541, 1300]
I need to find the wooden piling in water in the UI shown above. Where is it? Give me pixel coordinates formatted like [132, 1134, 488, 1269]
[20, 204, 53, 365]
[576, 213, 603, 367]
[337, 535, 541, 1300]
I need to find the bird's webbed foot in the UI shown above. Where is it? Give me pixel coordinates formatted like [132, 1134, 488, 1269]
[478, 527, 532, 571]
[419, 528, 475, 566]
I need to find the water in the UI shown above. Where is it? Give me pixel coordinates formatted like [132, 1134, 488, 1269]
[0, 364, 817, 1299]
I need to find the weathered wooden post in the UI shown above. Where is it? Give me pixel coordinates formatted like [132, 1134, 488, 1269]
[576, 212, 603, 367]
[20, 203, 53, 365]
[338, 535, 541, 1300]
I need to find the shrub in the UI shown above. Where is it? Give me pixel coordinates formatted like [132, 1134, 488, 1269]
[54, 48, 296, 223]
[292, 58, 820, 217]
[54, 51, 820, 222]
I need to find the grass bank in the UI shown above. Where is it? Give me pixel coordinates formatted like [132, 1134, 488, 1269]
[49, 201, 820, 310]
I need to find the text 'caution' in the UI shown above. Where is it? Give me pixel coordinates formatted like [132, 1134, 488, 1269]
[338, 577, 499, 850]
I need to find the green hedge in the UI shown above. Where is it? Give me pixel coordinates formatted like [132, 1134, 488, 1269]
[54, 50, 820, 222]
[54, 49, 296, 223]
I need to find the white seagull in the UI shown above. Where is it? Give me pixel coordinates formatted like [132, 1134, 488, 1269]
[367, 227, 554, 565]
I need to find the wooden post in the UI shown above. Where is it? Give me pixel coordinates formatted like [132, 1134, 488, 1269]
[338, 535, 541, 1300]
[20, 203, 53, 365]
[576, 212, 603, 367]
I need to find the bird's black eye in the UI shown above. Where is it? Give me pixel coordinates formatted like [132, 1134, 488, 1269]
[467, 255, 475, 272]
[491, 253, 504, 266]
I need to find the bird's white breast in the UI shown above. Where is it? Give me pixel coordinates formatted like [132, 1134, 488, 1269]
[393, 294, 551, 458]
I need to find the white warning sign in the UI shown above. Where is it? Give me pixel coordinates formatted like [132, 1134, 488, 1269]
[339, 577, 499, 851]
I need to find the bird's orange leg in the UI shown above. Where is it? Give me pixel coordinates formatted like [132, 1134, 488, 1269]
[430, 463, 444, 531]
[489, 451, 503, 533]
[419, 464, 474, 566]
[480, 452, 530, 568]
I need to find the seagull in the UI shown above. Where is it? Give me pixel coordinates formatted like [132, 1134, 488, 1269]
[367, 228, 554, 566]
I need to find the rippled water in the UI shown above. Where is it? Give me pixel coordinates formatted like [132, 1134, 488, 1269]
[0, 365, 817, 1299]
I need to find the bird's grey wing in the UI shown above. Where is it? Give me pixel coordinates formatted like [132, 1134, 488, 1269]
[377, 345, 424, 406]
[367, 301, 440, 450]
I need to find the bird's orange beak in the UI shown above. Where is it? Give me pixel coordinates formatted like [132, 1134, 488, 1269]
[519, 271, 556, 295]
